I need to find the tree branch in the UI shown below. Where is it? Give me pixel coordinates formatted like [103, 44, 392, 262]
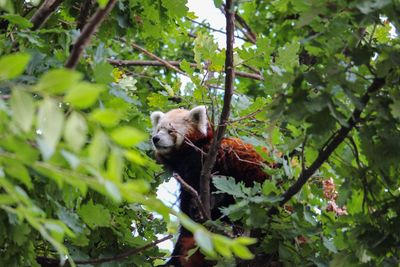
[234, 11, 257, 44]
[220, 5, 257, 44]
[65, 0, 117, 69]
[173, 172, 209, 221]
[107, 59, 263, 80]
[30, 0, 63, 30]
[36, 235, 173, 266]
[131, 44, 186, 75]
[77, 0, 95, 30]
[276, 77, 385, 207]
[186, 17, 248, 42]
[198, 0, 235, 219]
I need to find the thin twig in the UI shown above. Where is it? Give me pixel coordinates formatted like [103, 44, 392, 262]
[301, 134, 308, 172]
[346, 136, 376, 209]
[186, 17, 247, 42]
[234, 11, 257, 43]
[273, 77, 385, 209]
[65, 0, 117, 69]
[199, 0, 235, 219]
[222, 107, 265, 125]
[173, 172, 209, 221]
[231, 149, 264, 166]
[220, 5, 257, 44]
[30, 0, 64, 30]
[131, 44, 186, 75]
[36, 235, 173, 266]
[108, 59, 264, 80]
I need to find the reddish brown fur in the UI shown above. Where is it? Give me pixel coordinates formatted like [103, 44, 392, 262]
[214, 137, 267, 184]
[184, 125, 268, 184]
[178, 236, 209, 267]
[158, 122, 268, 267]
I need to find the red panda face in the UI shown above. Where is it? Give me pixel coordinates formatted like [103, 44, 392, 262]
[150, 106, 209, 156]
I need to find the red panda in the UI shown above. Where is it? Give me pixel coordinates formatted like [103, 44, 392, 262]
[151, 106, 268, 267]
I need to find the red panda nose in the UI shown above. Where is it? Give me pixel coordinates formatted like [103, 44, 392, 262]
[152, 136, 160, 144]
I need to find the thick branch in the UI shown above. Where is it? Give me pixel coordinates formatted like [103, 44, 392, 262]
[199, 0, 235, 219]
[131, 44, 186, 75]
[65, 0, 117, 69]
[278, 77, 385, 207]
[108, 59, 263, 80]
[173, 172, 209, 221]
[36, 235, 172, 266]
[30, 0, 63, 30]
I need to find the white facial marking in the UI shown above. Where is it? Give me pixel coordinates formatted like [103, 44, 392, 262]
[151, 107, 208, 155]
[188, 105, 208, 135]
[150, 111, 164, 130]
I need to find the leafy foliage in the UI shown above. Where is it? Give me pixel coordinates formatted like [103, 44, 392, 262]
[0, 0, 400, 266]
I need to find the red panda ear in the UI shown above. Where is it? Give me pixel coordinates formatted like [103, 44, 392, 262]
[189, 106, 208, 135]
[150, 111, 164, 128]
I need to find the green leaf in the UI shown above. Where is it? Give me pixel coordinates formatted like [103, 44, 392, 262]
[106, 147, 123, 182]
[323, 237, 338, 253]
[93, 62, 114, 84]
[0, 53, 31, 80]
[330, 252, 356, 267]
[37, 98, 64, 160]
[193, 32, 219, 66]
[350, 46, 373, 66]
[64, 112, 88, 152]
[90, 108, 121, 127]
[97, 0, 109, 8]
[347, 190, 363, 214]
[213, 235, 232, 258]
[0, 14, 32, 28]
[212, 176, 246, 198]
[124, 179, 150, 194]
[10, 89, 34, 133]
[0, 0, 14, 13]
[3, 160, 33, 189]
[60, 150, 80, 169]
[213, 0, 223, 8]
[220, 200, 249, 221]
[110, 126, 147, 147]
[231, 243, 254, 259]
[78, 202, 111, 228]
[0, 194, 16, 205]
[161, 0, 188, 18]
[356, 0, 391, 14]
[375, 23, 391, 43]
[44, 220, 73, 242]
[276, 40, 300, 72]
[64, 82, 104, 109]
[262, 180, 278, 195]
[104, 180, 121, 202]
[35, 69, 83, 94]
[12, 223, 31, 245]
[235, 237, 257, 246]
[180, 59, 194, 76]
[123, 149, 147, 165]
[194, 230, 215, 256]
[390, 98, 400, 120]
[89, 130, 109, 168]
